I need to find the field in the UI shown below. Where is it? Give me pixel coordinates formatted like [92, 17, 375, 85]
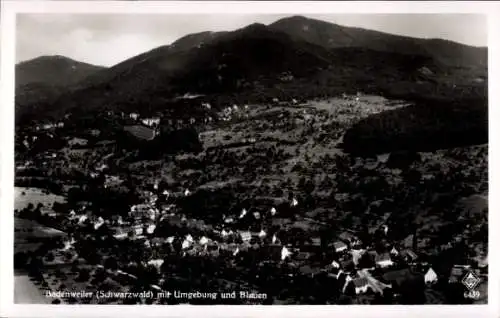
[14, 274, 51, 304]
[14, 217, 66, 254]
[124, 125, 156, 141]
[193, 95, 408, 193]
[15, 187, 66, 211]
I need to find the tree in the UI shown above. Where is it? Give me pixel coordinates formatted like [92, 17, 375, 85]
[77, 268, 90, 282]
[71, 260, 79, 273]
[14, 252, 28, 269]
[358, 252, 375, 269]
[404, 169, 422, 185]
[104, 256, 118, 271]
[45, 252, 55, 262]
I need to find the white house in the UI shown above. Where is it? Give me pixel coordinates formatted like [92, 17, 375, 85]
[390, 247, 399, 256]
[382, 225, 389, 236]
[270, 207, 277, 216]
[272, 234, 279, 244]
[281, 246, 292, 261]
[184, 189, 191, 196]
[240, 231, 252, 243]
[333, 241, 348, 253]
[146, 224, 156, 234]
[258, 229, 267, 239]
[129, 113, 139, 120]
[199, 236, 209, 246]
[375, 253, 394, 268]
[350, 249, 365, 266]
[352, 277, 371, 294]
[147, 259, 164, 269]
[424, 267, 438, 284]
[233, 247, 240, 256]
[62, 237, 76, 251]
[477, 255, 488, 268]
[78, 215, 88, 225]
[239, 208, 248, 219]
[134, 226, 143, 236]
[94, 217, 105, 230]
[166, 236, 175, 244]
[291, 198, 299, 207]
[182, 239, 191, 250]
[114, 232, 128, 240]
[117, 216, 125, 225]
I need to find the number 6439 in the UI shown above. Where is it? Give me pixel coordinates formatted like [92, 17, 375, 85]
[464, 290, 480, 299]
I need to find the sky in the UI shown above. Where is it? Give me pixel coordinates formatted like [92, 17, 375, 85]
[16, 13, 488, 67]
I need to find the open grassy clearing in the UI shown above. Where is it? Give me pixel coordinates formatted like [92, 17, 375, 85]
[15, 187, 66, 211]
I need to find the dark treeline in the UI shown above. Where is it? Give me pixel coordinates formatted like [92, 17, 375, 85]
[342, 96, 487, 156]
[117, 127, 203, 161]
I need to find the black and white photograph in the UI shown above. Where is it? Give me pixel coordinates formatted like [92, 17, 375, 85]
[0, 1, 498, 317]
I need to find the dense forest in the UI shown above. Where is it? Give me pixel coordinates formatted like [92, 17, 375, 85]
[342, 96, 487, 156]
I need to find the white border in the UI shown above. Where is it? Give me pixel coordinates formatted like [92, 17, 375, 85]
[1, 1, 499, 318]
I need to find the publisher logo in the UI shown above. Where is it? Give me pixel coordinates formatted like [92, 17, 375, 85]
[462, 271, 481, 291]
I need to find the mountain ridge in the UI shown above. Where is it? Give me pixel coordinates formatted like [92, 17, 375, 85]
[15, 15, 487, 123]
[269, 16, 486, 68]
[16, 55, 106, 87]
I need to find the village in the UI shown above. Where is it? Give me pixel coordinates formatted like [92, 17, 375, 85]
[14, 93, 488, 305]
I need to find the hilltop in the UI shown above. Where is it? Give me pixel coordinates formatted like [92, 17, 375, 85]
[15, 56, 106, 118]
[269, 16, 487, 68]
[16, 55, 105, 88]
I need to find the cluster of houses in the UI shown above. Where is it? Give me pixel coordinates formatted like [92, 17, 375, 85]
[62, 179, 445, 301]
[57, 172, 489, 302]
[34, 122, 65, 131]
[217, 104, 250, 122]
[128, 112, 161, 128]
[216, 98, 303, 122]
